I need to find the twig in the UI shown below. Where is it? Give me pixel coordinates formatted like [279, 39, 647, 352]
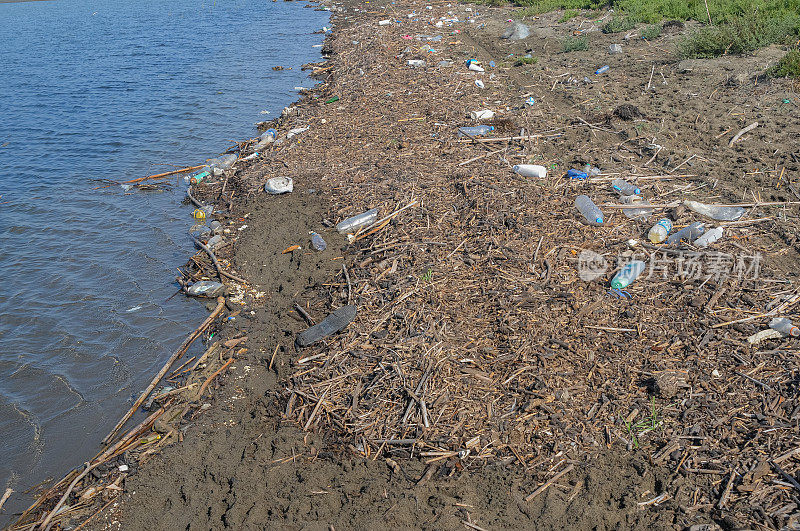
[197, 357, 235, 398]
[729, 122, 758, 147]
[343, 264, 352, 304]
[525, 464, 575, 502]
[0, 488, 12, 512]
[190, 234, 247, 284]
[294, 302, 315, 326]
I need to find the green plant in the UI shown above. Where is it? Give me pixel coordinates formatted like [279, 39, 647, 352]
[560, 8, 579, 22]
[562, 35, 589, 52]
[602, 16, 637, 33]
[420, 268, 433, 282]
[624, 397, 663, 449]
[515, 54, 539, 65]
[640, 23, 662, 39]
[770, 49, 800, 77]
[679, 14, 800, 58]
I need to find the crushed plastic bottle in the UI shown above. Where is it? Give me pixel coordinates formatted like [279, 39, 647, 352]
[186, 280, 225, 298]
[595, 65, 610, 74]
[666, 221, 705, 244]
[512, 164, 547, 178]
[337, 208, 379, 234]
[209, 220, 223, 234]
[684, 200, 745, 221]
[609, 44, 622, 54]
[610, 260, 646, 289]
[693, 226, 723, 248]
[567, 169, 588, 180]
[458, 125, 494, 137]
[611, 178, 640, 196]
[468, 62, 484, 72]
[408, 59, 426, 67]
[254, 129, 277, 150]
[575, 195, 603, 224]
[206, 234, 223, 251]
[770, 317, 800, 337]
[310, 231, 327, 251]
[583, 164, 602, 176]
[620, 195, 653, 220]
[647, 219, 673, 243]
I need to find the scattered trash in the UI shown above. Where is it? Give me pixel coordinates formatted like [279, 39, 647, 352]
[620, 195, 653, 220]
[611, 260, 646, 289]
[188, 170, 211, 185]
[611, 179, 640, 196]
[438, 60, 453, 67]
[684, 200, 745, 221]
[770, 317, 799, 337]
[647, 218, 673, 243]
[525, 97, 535, 106]
[466, 60, 484, 72]
[336, 208, 379, 234]
[310, 231, 327, 251]
[595, 65, 610, 75]
[254, 128, 278, 150]
[325, 96, 340, 104]
[748, 328, 782, 344]
[185, 281, 225, 298]
[567, 169, 588, 180]
[282, 244, 302, 254]
[118, 464, 129, 473]
[693, 226, 724, 248]
[583, 164, 602, 176]
[458, 125, 494, 137]
[192, 206, 213, 220]
[296, 304, 357, 347]
[264, 176, 294, 195]
[240, 152, 259, 162]
[512, 164, 547, 178]
[287, 126, 310, 139]
[205, 234, 223, 251]
[209, 220, 222, 234]
[609, 44, 622, 54]
[575, 195, 603, 224]
[608, 287, 632, 299]
[666, 221, 705, 244]
[470, 109, 495, 120]
[378, 19, 391, 25]
[408, 59, 426, 68]
[206, 154, 237, 176]
[474, 79, 485, 89]
[501, 22, 530, 40]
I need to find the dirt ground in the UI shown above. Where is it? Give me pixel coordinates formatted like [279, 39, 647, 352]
[45, 0, 800, 530]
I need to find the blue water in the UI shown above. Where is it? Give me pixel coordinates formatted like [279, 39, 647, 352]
[0, 0, 328, 521]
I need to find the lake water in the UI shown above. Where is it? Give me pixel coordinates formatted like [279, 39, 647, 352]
[0, 0, 328, 522]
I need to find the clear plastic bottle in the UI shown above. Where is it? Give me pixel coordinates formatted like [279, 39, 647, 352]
[770, 317, 800, 337]
[310, 232, 327, 251]
[611, 178, 640, 196]
[512, 164, 547, 178]
[693, 226, 723, 248]
[666, 221, 704, 244]
[684, 200, 745, 221]
[575, 195, 603, 224]
[595, 65, 610, 74]
[336, 208, 379, 234]
[647, 219, 673, 243]
[611, 260, 646, 289]
[458, 125, 494, 137]
[620, 195, 653, 220]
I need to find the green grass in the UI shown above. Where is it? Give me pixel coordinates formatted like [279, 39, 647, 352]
[602, 16, 637, 33]
[503, 0, 800, 57]
[770, 49, 800, 77]
[515, 54, 539, 65]
[640, 23, 662, 39]
[560, 8, 580, 21]
[562, 35, 589, 51]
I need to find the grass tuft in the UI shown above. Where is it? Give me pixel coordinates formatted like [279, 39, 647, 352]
[560, 8, 579, 22]
[678, 14, 800, 58]
[640, 23, 662, 40]
[770, 49, 800, 77]
[602, 16, 636, 33]
[562, 35, 589, 52]
[515, 55, 539, 65]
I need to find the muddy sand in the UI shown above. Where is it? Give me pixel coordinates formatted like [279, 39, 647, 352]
[12, 0, 800, 529]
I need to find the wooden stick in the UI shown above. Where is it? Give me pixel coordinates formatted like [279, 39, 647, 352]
[729, 122, 758, 147]
[458, 147, 507, 166]
[102, 298, 226, 444]
[190, 234, 247, 284]
[525, 464, 575, 502]
[197, 357, 235, 398]
[92, 165, 203, 190]
[0, 488, 12, 512]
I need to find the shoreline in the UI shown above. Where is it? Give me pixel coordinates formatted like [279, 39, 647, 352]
[12, 0, 800, 528]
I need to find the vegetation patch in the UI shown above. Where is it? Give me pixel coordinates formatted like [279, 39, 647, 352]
[515, 54, 539, 65]
[562, 35, 589, 52]
[640, 23, 662, 40]
[769, 49, 800, 78]
[602, 16, 636, 34]
[559, 8, 579, 22]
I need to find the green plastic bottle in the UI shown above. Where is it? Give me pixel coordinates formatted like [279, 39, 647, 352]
[610, 260, 646, 289]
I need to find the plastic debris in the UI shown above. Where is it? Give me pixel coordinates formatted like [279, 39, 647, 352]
[611, 260, 646, 289]
[296, 305, 357, 347]
[595, 65, 610, 74]
[310, 232, 327, 251]
[575, 195, 603, 224]
[457, 125, 494, 137]
[408, 59, 426, 67]
[567, 169, 588, 180]
[684, 200, 745, 221]
[186, 281, 225, 298]
[512, 164, 547, 178]
[611, 178, 640, 196]
[666, 221, 705, 244]
[609, 44, 622, 54]
[264, 177, 294, 194]
[336, 208, 379, 234]
[501, 22, 530, 40]
[470, 109, 495, 120]
[648, 219, 673, 243]
[770, 317, 800, 337]
[693, 227, 723, 248]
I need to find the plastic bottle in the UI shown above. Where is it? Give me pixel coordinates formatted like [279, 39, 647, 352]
[647, 219, 673, 243]
[254, 129, 277, 150]
[337, 208, 379, 234]
[770, 317, 800, 337]
[240, 152, 259, 162]
[611, 178, 640, 196]
[512, 164, 547, 178]
[620, 195, 653, 220]
[209, 220, 223, 234]
[610, 260, 646, 289]
[567, 169, 588, 180]
[458, 125, 494, 137]
[408, 59, 426, 67]
[583, 164, 602, 176]
[310, 232, 327, 251]
[693, 226, 723, 248]
[595, 65, 610, 74]
[575, 195, 603, 224]
[186, 280, 226, 298]
[192, 205, 213, 220]
[666, 221, 704, 244]
[188, 170, 211, 185]
[684, 200, 745, 221]
[206, 234, 223, 251]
